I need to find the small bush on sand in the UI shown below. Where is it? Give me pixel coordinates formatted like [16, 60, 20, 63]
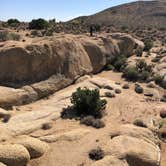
[123, 60, 152, 82]
[89, 147, 104, 161]
[29, 18, 49, 30]
[0, 31, 20, 42]
[71, 88, 107, 118]
[133, 119, 147, 128]
[123, 66, 139, 81]
[7, 19, 20, 27]
[154, 74, 164, 85]
[144, 39, 153, 51]
[80, 116, 105, 129]
[112, 55, 127, 72]
[105, 64, 114, 71]
[135, 85, 144, 94]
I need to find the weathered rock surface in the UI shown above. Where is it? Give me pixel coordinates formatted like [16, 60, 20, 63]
[39, 128, 91, 143]
[0, 34, 143, 107]
[105, 124, 160, 166]
[12, 136, 49, 159]
[90, 156, 128, 166]
[0, 144, 30, 166]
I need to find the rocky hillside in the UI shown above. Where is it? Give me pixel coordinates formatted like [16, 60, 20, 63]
[71, 0, 166, 29]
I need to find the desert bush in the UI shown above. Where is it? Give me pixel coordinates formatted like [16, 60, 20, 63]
[71, 88, 107, 118]
[133, 119, 147, 128]
[144, 39, 153, 51]
[135, 85, 144, 94]
[80, 116, 105, 129]
[105, 64, 114, 71]
[30, 30, 43, 37]
[7, 19, 20, 27]
[123, 66, 139, 81]
[89, 147, 104, 161]
[154, 74, 164, 85]
[29, 18, 49, 30]
[123, 60, 152, 82]
[42, 123, 52, 130]
[115, 89, 122, 94]
[0, 31, 20, 41]
[122, 84, 129, 89]
[109, 55, 127, 72]
[135, 47, 143, 57]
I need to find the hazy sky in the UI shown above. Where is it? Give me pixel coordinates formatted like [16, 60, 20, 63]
[1, 0, 137, 21]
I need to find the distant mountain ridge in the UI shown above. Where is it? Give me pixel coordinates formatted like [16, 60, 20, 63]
[71, 0, 166, 29]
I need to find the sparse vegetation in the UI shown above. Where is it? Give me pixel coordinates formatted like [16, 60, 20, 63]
[143, 39, 153, 51]
[154, 74, 165, 89]
[133, 119, 147, 128]
[80, 116, 105, 129]
[71, 88, 107, 118]
[135, 85, 144, 94]
[29, 18, 49, 30]
[108, 55, 127, 72]
[0, 31, 20, 42]
[123, 60, 152, 82]
[89, 147, 104, 161]
[123, 66, 139, 81]
[7, 19, 20, 27]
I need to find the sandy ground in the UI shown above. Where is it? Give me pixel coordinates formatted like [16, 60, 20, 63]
[11, 70, 163, 166]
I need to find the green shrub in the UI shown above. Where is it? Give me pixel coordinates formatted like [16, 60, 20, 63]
[29, 18, 49, 30]
[154, 74, 164, 85]
[89, 147, 104, 161]
[135, 47, 143, 57]
[144, 39, 153, 51]
[110, 55, 127, 72]
[105, 64, 114, 71]
[71, 88, 107, 118]
[0, 31, 20, 41]
[139, 70, 150, 81]
[7, 19, 20, 27]
[135, 85, 144, 94]
[123, 66, 139, 81]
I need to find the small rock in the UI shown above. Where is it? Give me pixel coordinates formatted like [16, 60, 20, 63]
[115, 89, 122, 94]
[135, 85, 143, 94]
[13, 136, 49, 159]
[133, 119, 147, 128]
[0, 144, 30, 166]
[122, 84, 129, 89]
[160, 109, 166, 118]
[42, 123, 52, 130]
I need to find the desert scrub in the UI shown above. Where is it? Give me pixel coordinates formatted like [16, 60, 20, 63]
[89, 147, 105, 161]
[154, 74, 166, 89]
[123, 66, 139, 81]
[80, 116, 105, 129]
[29, 18, 49, 30]
[106, 55, 127, 72]
[123, 60, 152, 82]
[135, 84, 144, 94]
[143, 39, 153, 51]
[0, 31, 20, 42]
[133, 119, 147, 128]
[7, 18, 20, 27]
[71, 88, 107, 118]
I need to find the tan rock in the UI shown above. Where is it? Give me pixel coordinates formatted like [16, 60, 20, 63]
[90, 156, 128, 166]
[0, 144, 30, 166]
[110, 124, 158, 144]
[106, 135, 160, 166]
[13, 136, 49, 159]
[40, 128, 91, 143]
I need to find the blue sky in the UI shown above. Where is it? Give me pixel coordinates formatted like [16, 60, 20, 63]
[1, 0, 137, 22]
